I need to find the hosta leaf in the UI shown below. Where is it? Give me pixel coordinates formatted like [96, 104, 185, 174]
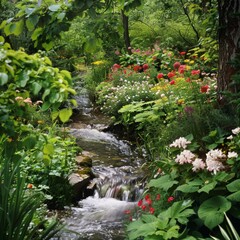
[226, 179, 240, 192]
[198, 196, 231, 230]
[227, 191, 240, 202]
[148, 175, 178, 191]
[31, 82, 42, 95]
[198, 181, 217, 194]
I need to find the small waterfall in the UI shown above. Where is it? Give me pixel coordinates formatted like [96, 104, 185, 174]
[57, 85, 145, 240]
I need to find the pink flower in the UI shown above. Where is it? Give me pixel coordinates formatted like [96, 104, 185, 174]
[191, 69, 200, 75]
[173, 62, 181, 69]
[192, 158, 206, 172]
[142, 64, 149, 71]
[112, 64, 121, 71]
[178, 65, 186, 74]
[168, 196, 174, 202]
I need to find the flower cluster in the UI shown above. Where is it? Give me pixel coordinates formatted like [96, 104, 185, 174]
[169, 132, 239, 174]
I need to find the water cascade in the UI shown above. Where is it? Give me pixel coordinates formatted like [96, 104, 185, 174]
[58, 87, 145, 240]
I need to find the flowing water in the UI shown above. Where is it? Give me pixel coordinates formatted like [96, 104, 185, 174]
[57, 87, 145, 240]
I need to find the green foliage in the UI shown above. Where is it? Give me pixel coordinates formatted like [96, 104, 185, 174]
[0, 139, 63, 239]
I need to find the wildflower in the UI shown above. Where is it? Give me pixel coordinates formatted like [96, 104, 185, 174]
[15, 96, 23, 101]
[227, 135, 233, 140]
[141, 205, 147, 210]
[145, 194, 150, 200]
[178, 65, 186, 74]
[23, 98, 32, 105]
[200, 85, 209, 93]
[27, 184, 33, 189]
[112, 63, 121, 71]
[156, 194, 161, 200]
[137, 199, 143, 206]
[124, 210, 131, 214]
[175, 150, 195, 164]
[180, 51, 186, 55]
[157, 73, 164, 79]
[170, 137, 191, 149]
[168, 72, 175, 78]
[184, 106, 194, 114]
[149, 207, 155, 214]
[228, 151, 238, 158]
[173, 62, 181, 69]
[142, 64, 149, 71]
[167, 196, 174, 202]
[133, 65, 140, 72]
[192, 158, 206, 171]
[146, 198, 152, 205]
[191, 69, 200, 75]
[206, 159, 225, 174]
[206, 149, 226, 161]
[232, 127, 240, 135]
[169, 80, 175, 85]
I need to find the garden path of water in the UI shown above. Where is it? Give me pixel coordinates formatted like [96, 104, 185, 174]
[58, 87, 145, 240]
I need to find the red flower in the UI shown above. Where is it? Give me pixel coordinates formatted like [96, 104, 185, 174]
[146, 198, 152, 205]
[156, 194, 161, 200]
[169, 80, 175, 85]
[133, 65, 140, 72]
[157, 73, 164, 79]
[191, 69, 200, 75]
[173, 62, 181, 69]
[141, 205, 147, 210]
[167, 196, 174, 202]
[178, 65, 186, 74]
[186, 77, 191, 82]
[167, 72, 175, 78]
[145, 194, 151, 200]
[149, 207, 155, 214]
[27, 184, 33, 189]
[143, 64, 149, 71]
[138, 199, 143, 207]
[200, 85, 209, 93]
[180, 51, 186, 55]
[129, 216, 133, 221]
[112, 63, 121, 71]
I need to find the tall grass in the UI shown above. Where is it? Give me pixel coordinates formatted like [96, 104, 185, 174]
[0, 147, 62, 240]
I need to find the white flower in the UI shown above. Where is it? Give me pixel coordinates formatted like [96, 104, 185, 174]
[175, 150, 195, 164]
[170, 137, 191, 149]
[192, 158, 206, 172]
[227, 135, 233, 140]
[206, 149, 226, 162]
[228, 151, 238, 158]
[206, 159, 225, 174]
[232, 127, 240, 135]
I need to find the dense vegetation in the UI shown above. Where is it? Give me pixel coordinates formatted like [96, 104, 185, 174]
[1, 0, 240, 239]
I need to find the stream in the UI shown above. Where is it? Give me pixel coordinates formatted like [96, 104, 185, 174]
[57, 87, 146, 240]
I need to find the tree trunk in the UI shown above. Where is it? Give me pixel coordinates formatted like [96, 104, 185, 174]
[121, 10, 131, 54]
[217, 0, 240, 98]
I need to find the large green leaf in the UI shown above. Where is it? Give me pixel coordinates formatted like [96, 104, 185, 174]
[31, 82, 42, 95]
[226, 179, 240, 192]
[48, 4, 61, 12]
[176, 179, 203, 193]
[198, 181, 217, 194]
[198, 196, 231, 229]
[148, 174, 178, 191]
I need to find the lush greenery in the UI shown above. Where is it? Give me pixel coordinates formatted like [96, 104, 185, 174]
[93, 47, 240, 239]
[0, 0, 239, 239]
